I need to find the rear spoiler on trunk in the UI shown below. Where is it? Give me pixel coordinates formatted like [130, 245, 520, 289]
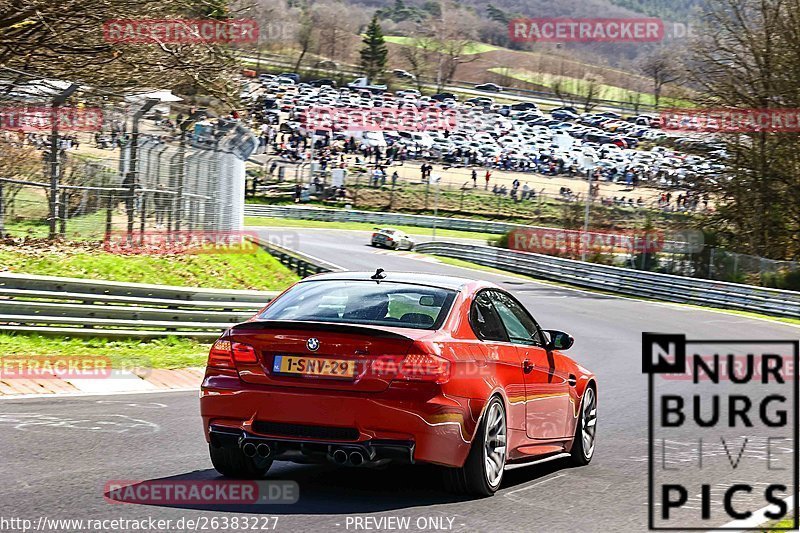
[229, 320, 416, 341]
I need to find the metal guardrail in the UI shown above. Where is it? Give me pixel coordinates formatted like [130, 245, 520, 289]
[245, 204, 527, 234]
[243, 205, 696, 252]
[249, 236, 341, 276]
[0, 273, 278, 338]
[416, 242, 800, 318]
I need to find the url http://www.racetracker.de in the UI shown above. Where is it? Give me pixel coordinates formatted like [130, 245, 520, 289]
[0, 516, 281, 532]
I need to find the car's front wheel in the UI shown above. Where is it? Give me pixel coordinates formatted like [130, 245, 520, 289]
[442, 396, 506, 496]
[570, 386, 597, 465]
[209, 443, 272, 479]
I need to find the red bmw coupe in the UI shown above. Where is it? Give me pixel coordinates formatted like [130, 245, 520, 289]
[200, 271, 597, 495]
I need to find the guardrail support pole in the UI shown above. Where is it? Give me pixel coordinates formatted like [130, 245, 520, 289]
[0, 181, 4, 237]
[139, 192, 147, 245]
[59, 190, 67, 238]
[105, 193, 113, 244]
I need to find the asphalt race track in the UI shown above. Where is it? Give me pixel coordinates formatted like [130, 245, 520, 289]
[1, 226, 797, 532]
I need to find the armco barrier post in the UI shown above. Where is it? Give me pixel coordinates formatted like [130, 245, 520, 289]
[59, 189, 67, 237]
[0, 181, 4, 236]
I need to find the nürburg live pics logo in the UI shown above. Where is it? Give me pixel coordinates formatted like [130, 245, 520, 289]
[643, 333, 798, 530]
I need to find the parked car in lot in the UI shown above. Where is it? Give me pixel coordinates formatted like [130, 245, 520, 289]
[309, 78, 337, 87]
[392, 69, 417, 80]
[431, 92, 458, 101]
[370, 228, 415, 250]
[201, 271, 597, 495]
[474, 83, 503, 92]
[278, 72, 301, 83]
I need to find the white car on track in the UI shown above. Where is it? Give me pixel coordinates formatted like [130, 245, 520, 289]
[370, 228, 416, 250]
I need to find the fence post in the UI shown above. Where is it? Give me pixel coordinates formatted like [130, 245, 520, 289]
[59, 189, 67, 238]
[105, 193, 113, 244]
[139, 192, 147, 245]
[187, 198, 195, 232]
[0, 181, 4, 237]
[708, 247, 715, 279]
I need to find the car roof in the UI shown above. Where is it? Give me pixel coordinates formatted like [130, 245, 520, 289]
[301, 271, 492, 291]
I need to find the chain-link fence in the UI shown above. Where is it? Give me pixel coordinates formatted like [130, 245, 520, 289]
[0, 68, 254, 245]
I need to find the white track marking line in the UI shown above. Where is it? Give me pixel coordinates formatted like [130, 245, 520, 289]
[712, 491, 797, 531]
[0, 387, 197, 401]
[504, 472, 567, 502]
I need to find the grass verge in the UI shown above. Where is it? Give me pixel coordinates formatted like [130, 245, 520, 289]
[489, 67, 693, 108]
[0, 334, 210, 369]
[765, 516, 797, 532]
[0, 244, 299, 290]
[244, 216, 496, 242]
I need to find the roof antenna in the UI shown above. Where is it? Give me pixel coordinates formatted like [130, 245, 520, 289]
[371, 268, 386, 283]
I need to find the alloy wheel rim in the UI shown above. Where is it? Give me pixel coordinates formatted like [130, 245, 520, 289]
[581, 388, 597, 459]
[483, 402, 507, 487]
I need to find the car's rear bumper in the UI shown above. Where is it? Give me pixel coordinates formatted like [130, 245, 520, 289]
[200, 374, 480, 467]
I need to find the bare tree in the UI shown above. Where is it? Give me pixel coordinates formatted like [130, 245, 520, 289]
[639, 48, 682, 109]
[0, 0, 242, 100]
[293, 7, 315, 72]
[686, 0, 800, 259]
[576, 75, 604, 113]
[429, 4, 481, 91]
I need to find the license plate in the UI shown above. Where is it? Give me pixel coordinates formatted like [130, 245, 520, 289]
[272, 356, 357, 379]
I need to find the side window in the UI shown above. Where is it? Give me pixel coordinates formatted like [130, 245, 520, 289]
[470, 291, 508, 342]
[489, 291, 543, 345]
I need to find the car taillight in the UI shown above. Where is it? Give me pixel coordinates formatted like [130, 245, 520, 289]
[372, 352, 450, 384]
[232, 342, 258, 363]
[207, 340, 258, 368]
[208, 340, 233, 369]
[397, 352, 450, 383]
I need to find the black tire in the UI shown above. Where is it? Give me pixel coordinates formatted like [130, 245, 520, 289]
[209, 444, 272, 479]
[569, 386, 597, 466]
[442, 396, 506, 496]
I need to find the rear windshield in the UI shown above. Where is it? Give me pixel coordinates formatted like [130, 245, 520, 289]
[258, 280, 457, 330]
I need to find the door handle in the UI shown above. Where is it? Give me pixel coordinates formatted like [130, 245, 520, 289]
[522, 359, 534, 374]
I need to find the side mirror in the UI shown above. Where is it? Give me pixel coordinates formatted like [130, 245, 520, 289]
[544, 329, 574, 351]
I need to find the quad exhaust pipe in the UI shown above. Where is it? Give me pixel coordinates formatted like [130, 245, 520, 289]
[242, 442, 257, 458]
[349, 451, 365, 466]
[256, 443, 272, 458]
[242, 441, 273, 459]
[332, 448, 348, 464]
[243, 439, 372, 466]
[330, 447, 369, 466]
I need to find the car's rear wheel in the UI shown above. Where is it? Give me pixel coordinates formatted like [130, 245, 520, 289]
[570, 386, 597, 465]
[442, 396, 506, 496]
[209, 443, 272, 479]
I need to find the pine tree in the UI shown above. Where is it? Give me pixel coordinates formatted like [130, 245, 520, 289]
[359, 15, 388, 82]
